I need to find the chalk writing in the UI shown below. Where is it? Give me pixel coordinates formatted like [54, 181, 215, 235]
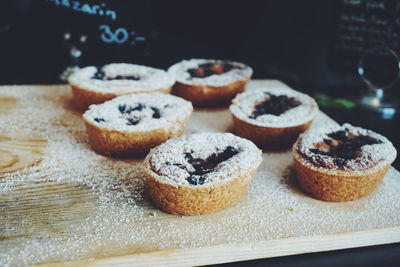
[99, 25, 129, 44]
[46, 0, 148, 46]
[98, 25, 146, 45]
[330, 0, 400, 71]
[47, 0, 117, 21]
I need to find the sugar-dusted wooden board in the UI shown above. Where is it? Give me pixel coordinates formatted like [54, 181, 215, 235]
[0, 81, 399, 266]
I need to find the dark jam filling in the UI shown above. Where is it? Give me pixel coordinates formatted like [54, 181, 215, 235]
[308, 130, 382, 169]
[166, 146, 239, 186]
[91, 67, 141, 81]
[94, 103, 164, 126]
[126, 117, 140, 126]
[249, 93, 301, 119]
[118, 103, 162, 126]
[118, 103, 145, 114]
[151, 107, 161, 119]
[187, 62, 240, 79]
[94, 117, 105, 123]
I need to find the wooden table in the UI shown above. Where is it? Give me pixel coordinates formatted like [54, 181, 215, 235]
[1, 81, 399, 266]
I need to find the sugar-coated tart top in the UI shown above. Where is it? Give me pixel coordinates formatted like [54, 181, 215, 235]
[83, 93, 193, 132]
[167, 59, 253, 87]
[230, 87, 318, 128]
[146, 133, 262, 186]
[295, 123, 397, 172]
[68, 63, 175, 94]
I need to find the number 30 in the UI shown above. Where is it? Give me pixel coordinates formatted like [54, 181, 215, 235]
[99, 25, 129, 44]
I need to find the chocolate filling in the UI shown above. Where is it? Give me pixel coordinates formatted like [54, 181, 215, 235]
[167, 146, 239, 186]
[249, 93, 301, 119]
[91, 67, 141, 81]
[187, 62, 240, 79]
[308, 129, 382, 169]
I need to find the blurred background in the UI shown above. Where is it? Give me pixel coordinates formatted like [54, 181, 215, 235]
[0, 0, 399, 169]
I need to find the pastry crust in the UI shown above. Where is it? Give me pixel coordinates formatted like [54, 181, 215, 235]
[71, 84, 171, 111]
[232, 114, 312, 150]
[292, 142, 390, 202]
[229, 86, 318, 150]
[145, 164, 257, 215]
[291, 124, 396, 202]
[143, 132, 262, 215]
[173, 79, 248, 107]
[84, 116, 190, 157]
[168, 59, 253, 107]
[82, 93, 193, 158]
[68, 63, 175, 110]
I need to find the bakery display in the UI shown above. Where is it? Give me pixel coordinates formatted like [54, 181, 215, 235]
[83, 93, 193, 157]
[144, 132, 263, 215]
[168, 59, 253, 106]
[230, 86, 318, 150]
[292, 123, 397, 202]
[68, 63, 175, 110]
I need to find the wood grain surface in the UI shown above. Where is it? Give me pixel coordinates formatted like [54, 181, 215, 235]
[0, 82, 399, 266]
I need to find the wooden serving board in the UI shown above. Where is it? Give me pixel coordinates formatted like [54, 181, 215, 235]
[0, 81, 399, 266]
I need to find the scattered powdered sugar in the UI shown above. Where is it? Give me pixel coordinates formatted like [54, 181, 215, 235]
[146, 132, 262, 186]
[68, 63, 175, 94]
[0, 84, 399, 266]
[167, 59, 253, 86]
[83, 93, 193, 132]
[230, 86, 318, 127]
[296, 123, 397, 172]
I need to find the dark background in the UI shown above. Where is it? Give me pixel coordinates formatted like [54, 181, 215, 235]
[1, 0, 400, 89]
[0, 0, 399, 266]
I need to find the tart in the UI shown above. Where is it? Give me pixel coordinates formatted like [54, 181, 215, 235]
[230, 86, 318, 150]
[292, 123, 397, 202]
[83, 93, 193, 157]
[168, 59, 253, 106]
[68, 63, 175, 110]
[144, 132, 262, 215]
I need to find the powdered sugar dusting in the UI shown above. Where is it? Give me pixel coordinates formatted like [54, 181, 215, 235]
[68, 63, 175, 94]
[230, 86, 318, 127]
[0, 84, 399, 266]
[83, 93, 193, 132]
[296, 123, 397, 172]
[168, 59, 252, 86]
[146, 133, 262, 186]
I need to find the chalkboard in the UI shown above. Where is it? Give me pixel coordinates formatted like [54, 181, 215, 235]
[331, 0, 400, 71]
[40, 0, 153, 66]
[46, 0, 150, 46]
